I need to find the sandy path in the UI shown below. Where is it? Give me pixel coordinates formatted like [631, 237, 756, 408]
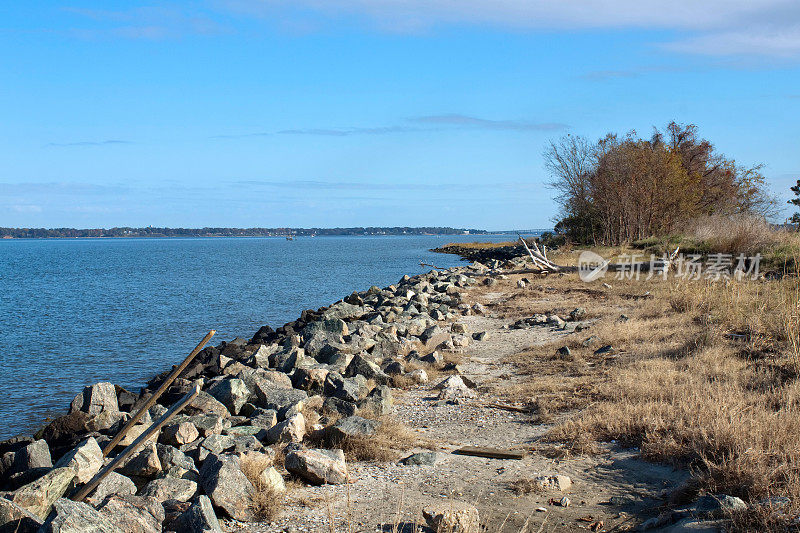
[235, 283, 688, 533]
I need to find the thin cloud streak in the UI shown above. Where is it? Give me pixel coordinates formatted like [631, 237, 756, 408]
[412, 114, 567, 131]
[217, 114, 567, 139]
[44, 140, 133, 148]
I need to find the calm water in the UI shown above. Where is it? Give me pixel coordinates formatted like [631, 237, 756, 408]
[0, 235, 511, 439]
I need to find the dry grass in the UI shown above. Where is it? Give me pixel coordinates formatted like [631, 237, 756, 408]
[685, 214, 783, 256]
[240, 451, 287, 521]
[335, 415, 432, 462]
[501, 258, 800, 529]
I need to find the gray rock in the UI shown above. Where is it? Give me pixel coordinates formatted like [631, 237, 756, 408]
[329, 416, 380, 443]
[185, 391, 230, 418]
[323, 397, 359, 417]
[11, 467, 75, 520]
[207, 378, 251, 416]
[155, 443, 198, 480]
[198, 454, 255, 521]
[69, 382, 119, 416]
[383, 361, 405, 375]
[140, 477, 198, 502]
[178, 495, 222, 533]
[324, 373, 362, 402]
[285, 448, 348, 485]
[304, 319, 349, 339]
[472, 331, 489, 341]
[53, 437, 102, 484]
[11, 440, 52, 472]
[345, 354, 390, 385]
[248, 409, 278, 430]
[401, 452, 442, 466]
[435, 376, 476, 400]
[188, 414, 225, 437]
[118, 442, 162, 479]
[0, 498, 42, 533]
[98, 495, 164, 533]
[420, 351, 443, 364]
[695, 494, 747, 516]
[255, 387, 307, 418]
[358, 385, 393, 416]
[40, 498, 119, 533]
[594, 345, 615, 355]
[269, 347, 306, 373]
[86, 472, 136, 505]
[263, 413, 305, 445]
[569, 308, 586, 320]
[322, 302, 365, 321]
[556, 346, 571, 357]
[160, 421, 200, 447]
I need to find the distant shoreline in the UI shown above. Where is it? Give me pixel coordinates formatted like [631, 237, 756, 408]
[0, 226, 494, 239]
[1, 228, 551, 240]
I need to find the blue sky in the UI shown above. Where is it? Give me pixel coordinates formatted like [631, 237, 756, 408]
[1, 1, 799, 230]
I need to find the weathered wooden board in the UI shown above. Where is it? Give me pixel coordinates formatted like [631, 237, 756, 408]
[452, 446, 525, 460]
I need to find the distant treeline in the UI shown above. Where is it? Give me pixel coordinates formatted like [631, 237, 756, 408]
[0, 226, 487, 239]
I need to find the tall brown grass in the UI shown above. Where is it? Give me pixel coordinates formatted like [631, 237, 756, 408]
[524, 270, 800, 530]
[684, 214, 782, 255]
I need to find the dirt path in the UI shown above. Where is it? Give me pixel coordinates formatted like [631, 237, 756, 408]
[235, 279, 689, 533]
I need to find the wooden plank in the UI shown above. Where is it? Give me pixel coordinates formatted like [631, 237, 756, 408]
[452, 446, 525, 460]
[102, 330, 215, 457]
[73, 383, 201, 502]
[484, 402, 531, 414]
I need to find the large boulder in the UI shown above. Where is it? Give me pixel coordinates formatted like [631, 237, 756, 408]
[324, 373, 363, 403]
[177, 495, 222, 533]
[155, 444, 198, 481]
[207, 378, 251, 416]
[328, 416, 380, 443]
[344, 354, 390, 385]
[98, 495, 164, 533]
[140, 477, 198, 502]
[11, 440, 52, 472]
[39, 498, 119, 533]
[0, 498, 42, 533]
[358, 385, 393, 416]
[86, 472, 136, 506]
[198, 454, 254, 521]
[11, 467, 75, 520]
[263, 413, 305, 445]
[269, 347, 305, 373]
[39, 412, 93, 450]
[188, 414, 225, 437]
[53, 437, 103, 484]
[117, 443, 162, 479]
[285, 448, 348, 485]
[160, 422, 200, 447]
[69, 382, 119, 416]
[254, 387, 307, 418]
[185, 392, 230, 418]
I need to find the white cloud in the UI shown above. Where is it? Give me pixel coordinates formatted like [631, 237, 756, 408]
[219, 0, 800, 57]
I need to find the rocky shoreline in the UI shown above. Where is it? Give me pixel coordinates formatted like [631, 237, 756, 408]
[0, 260, 505, 533]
